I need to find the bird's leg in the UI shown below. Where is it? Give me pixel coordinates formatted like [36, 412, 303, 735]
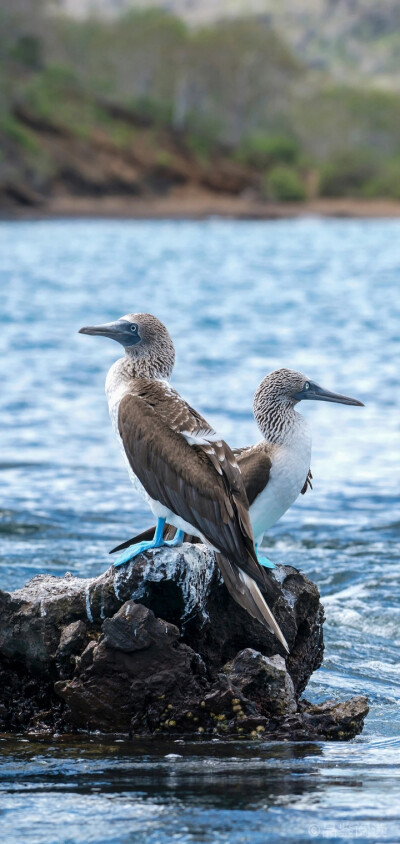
[165, 529, 185, 547]
[255, 542, 276, 569]
[113, 517, 167, 567]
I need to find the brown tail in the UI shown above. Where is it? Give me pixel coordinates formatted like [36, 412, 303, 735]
[216, 553, 289, 653]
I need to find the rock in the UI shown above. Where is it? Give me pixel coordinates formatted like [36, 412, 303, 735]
[299, 696, 370, 741]
[224, 649, 297, 717]
[0, 543, 368, 740]
[55, 601, 207, 733]
[56, 620, 88, 678]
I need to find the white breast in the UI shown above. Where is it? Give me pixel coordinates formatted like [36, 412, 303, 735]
[250, 417, 312, 542]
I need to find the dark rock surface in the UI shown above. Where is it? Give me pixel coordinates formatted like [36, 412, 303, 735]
[0, 544, 368, 739]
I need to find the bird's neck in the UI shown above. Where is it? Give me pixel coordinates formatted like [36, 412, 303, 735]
[121, 350, 172, 381]
[105, 355, 171, 409]
[254, 397, 303, 445]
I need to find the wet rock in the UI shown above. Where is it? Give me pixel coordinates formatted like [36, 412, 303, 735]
[55, 601, 207, 733]
[224, 649, 297, 717]
[299, 696, 370, 741]
[0, 544, 367, 740]
[56, 620, 88, 678]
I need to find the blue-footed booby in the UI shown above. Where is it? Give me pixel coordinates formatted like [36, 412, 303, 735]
[79, 314, 288, 650]
[113, 368, 363, 565]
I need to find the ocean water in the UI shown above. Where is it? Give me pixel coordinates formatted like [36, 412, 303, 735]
[0, 217, 399, 843]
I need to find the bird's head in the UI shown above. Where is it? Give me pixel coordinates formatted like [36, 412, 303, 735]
[79, 313, 175, 379]
[253, 368, 363, 438]
[255, 368, 364, 409]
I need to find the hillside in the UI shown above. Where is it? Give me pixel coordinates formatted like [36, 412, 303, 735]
[55, 0, 400, 88]
[3, 3, 400, 214]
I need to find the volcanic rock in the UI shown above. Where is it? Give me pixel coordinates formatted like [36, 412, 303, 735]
[0, 543, 368, 739]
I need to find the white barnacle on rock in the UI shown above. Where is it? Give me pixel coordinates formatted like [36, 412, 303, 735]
[100, 587, 105, 620]
[131, 543, 217, 623]
[85, 584, 94, 624]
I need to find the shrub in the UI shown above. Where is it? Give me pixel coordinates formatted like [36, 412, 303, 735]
[319, 150, 379, 197]
[237, 132, 300, 168]
[262, 165, 306, 201]
[363, 159, 400, 200]
[0, 115, 38, 152]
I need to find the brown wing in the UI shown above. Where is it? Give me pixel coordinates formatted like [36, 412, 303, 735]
[301, 468, 313, 495]
[234, 445, 272, 506]
[118, 390, 264, 586]
[110, 444, 272, 552]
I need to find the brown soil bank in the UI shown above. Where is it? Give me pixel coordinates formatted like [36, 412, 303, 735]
[0, 544, 368, 739]
[2, 103, 400, 221]
[8, 193, 400, 220]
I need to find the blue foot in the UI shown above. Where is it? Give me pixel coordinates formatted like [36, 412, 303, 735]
[113, 540, 159, 567]
[113, 517, 166, 567]
[255, 542, 276, 569]
[165, 529, 185, 548]
[257, 554, 276, 569]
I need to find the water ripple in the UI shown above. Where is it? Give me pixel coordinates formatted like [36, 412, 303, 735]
[0, 218, 399, 842]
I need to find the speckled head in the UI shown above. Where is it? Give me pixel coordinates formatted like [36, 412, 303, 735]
[79, 313, 175, 379]
[254, 368, 363, 439]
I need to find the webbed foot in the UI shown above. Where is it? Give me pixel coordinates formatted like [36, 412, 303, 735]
[113, 517, 167, 567]
[164, 529, 185, 548]
[255, 542, 276, 569]
[257, 554, 276, 569]
[113, 539, 161, 567]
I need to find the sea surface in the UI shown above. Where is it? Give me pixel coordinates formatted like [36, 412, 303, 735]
[0, 218, 399, 843]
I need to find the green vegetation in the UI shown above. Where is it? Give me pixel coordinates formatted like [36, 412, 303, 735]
[237, 134, 300, 168]
[262, 166, 306, 202]
[2, 1, 400, 204]
[363, 159, 400, 200]
[318, 151, 380, 198]
[0, 115, 38, 152]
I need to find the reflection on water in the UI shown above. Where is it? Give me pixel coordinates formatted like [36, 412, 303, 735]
[0, 219, 400, 842]
[1, 735, 400, 842]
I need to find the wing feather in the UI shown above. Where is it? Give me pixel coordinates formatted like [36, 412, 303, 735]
[118, 387, 272, 590]
[118, 391, 255, 571]
[234, 445, 272, 506]
[301, 468, 313, 495]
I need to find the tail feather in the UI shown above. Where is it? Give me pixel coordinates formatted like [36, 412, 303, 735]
[216, 553, 289, 653]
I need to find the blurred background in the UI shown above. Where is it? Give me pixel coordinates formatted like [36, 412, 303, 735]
[3, 0, 400, 213]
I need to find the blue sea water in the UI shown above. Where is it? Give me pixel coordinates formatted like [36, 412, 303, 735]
[0, 217, 399, 843]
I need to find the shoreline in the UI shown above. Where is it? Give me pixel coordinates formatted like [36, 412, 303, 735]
[3, 193, 400, 221]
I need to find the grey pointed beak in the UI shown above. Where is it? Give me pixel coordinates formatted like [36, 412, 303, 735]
[79, 319, 139, 346]
[298, 383, 364, 406]
[79, 320, 127, 338]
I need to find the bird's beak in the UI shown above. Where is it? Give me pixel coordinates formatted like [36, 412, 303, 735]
[79, 319, 136, 345]
[298, 383, 364, 406]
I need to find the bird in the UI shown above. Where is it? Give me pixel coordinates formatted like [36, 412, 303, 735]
[112, 368, 363, 567]
[79, 313, 288, 650]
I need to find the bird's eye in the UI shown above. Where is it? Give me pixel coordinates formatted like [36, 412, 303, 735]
[130, 323, 138, 332]
[304, 382, 310, 390]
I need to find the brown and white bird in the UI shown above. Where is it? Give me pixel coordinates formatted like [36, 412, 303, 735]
[79, 313, 288, 650]
[113, 368, 363, 567]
